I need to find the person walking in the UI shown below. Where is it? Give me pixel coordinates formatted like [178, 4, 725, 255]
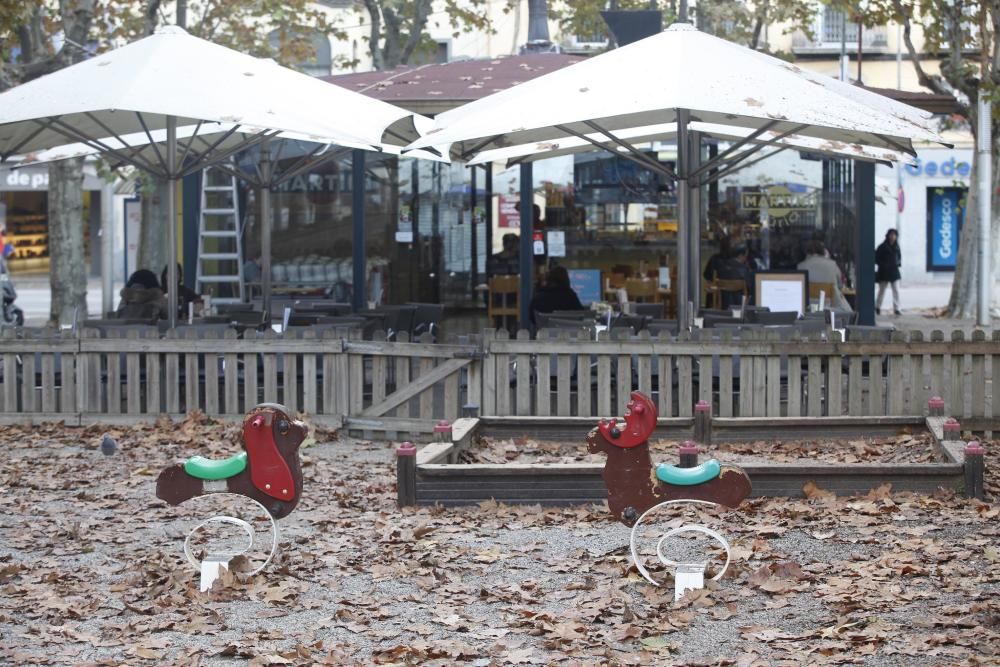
[875, 229, 902, 315]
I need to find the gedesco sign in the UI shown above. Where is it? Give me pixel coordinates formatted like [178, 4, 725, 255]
[904, 157, 971, 179]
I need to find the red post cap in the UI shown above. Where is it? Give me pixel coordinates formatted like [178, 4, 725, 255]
[928, 396, 945, 409]
[433, 419, 452, 434]
[695, 400, 711, 413]
[679, 440, 699, 455]
[943, 418, 961, 437]
[965, 441, 985, 456]
[397, 441, 417, 457]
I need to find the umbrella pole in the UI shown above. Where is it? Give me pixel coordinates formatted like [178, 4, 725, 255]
[167, 116, 178, 329]
[260, 138, 272, 323]
[101, 181, 115, 316]
[688, 130, 703, 321]
[676, 109, 690, 329]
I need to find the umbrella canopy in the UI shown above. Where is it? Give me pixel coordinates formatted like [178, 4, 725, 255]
[0, 25, 426, 172]
[0, 25, 430, 326]
[407, 23, 941, 158]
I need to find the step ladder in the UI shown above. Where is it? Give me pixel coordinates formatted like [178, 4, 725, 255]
[196, 165, 244, 304]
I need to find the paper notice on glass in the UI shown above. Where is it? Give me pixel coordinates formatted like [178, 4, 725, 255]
[546, 230, 566, 257]
[395, 230, 413, 243]
[758, 276, 806, 316]
[658, 266, 671, 289]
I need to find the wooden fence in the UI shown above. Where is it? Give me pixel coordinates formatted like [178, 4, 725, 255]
[483, 329, 1000, 420]
[0, 327, 997, 428]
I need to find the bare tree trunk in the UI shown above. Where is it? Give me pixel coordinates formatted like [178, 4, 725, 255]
[947, 128, 1000, 319]
[47, 158, 88, 326]
[138, 176, 171, 279]
[42, 0, 95, 326]
[947, 150, 979, 318]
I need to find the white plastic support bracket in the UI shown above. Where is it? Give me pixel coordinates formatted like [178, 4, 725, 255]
[180, 494, 280, 587]
[200, 555, 230, 592]
[629, 500, 733, 588]
[673, 562, 707, 601]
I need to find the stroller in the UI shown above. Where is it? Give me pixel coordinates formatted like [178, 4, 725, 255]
[0, 257, 24, 326]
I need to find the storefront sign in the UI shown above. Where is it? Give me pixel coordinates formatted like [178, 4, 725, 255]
[1, 165, 103, 191]
[905, 158, 971, 179]
[740, 185, 815, 224]
[498, 195, 520, 228]
[273, 173, 342, 192]
[926, 187, 965, 272]
[569, 269, 601, 306]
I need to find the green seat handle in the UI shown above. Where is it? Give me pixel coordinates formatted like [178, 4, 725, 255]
[184, 452, 248, 481]
[655, 458, 722, 486]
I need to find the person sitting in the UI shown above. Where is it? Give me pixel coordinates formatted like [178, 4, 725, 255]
[703, 236, 732, 283]
[716, 244, 754, 308]
[161, 264, 203, 318]
[487, 233, 520, 276]
[529, 265, 583, 325]
[797, 240, 853, 313]
[116, 269, 169, 320]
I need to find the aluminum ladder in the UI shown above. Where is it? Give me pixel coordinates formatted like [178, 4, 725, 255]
[196, 165, 244, 304]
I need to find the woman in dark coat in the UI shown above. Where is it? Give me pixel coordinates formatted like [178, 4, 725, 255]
[875, 229, 902, 315]
[529, 266, 584, 325]
[116, 269, 169, 320]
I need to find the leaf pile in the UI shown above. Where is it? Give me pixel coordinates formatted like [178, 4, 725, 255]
[463, 431, 939, 466]
[0, 416, 997, 665]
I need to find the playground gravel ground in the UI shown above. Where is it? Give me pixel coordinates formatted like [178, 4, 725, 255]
[0, 414, 997, 666]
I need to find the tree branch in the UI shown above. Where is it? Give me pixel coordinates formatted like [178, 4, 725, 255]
[892, 0, 967, 109]
[144, 0, 162, 36]
[400, 0, 433, 64]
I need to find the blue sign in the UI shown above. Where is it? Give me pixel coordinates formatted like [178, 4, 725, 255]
[568, 269, 601, 306]
[927, 187, 965, 271]
[905, 157, 971, 178]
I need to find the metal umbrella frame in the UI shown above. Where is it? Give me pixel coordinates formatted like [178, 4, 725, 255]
[26, 127, 444, 319]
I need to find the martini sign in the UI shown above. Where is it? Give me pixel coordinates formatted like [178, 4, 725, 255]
[741, 185, 816, 224]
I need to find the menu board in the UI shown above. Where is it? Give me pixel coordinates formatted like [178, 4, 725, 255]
[569, 269, 601, 306]
[755, 271, 808, 316]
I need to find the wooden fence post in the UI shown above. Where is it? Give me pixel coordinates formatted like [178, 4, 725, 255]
[396, 441, 417, 507]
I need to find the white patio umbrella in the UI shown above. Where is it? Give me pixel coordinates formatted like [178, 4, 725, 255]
[408, 23, 944, 326]
[0, 26, 426, 326]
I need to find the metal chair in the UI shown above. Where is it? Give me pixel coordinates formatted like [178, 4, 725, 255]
[748, 310, 798, 325]
[407, 302, 445, 340]
[632, 302, 665, 318]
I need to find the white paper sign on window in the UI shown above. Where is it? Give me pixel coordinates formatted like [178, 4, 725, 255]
[546, 230, 566, 257]
[757, 274, 806, 316]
